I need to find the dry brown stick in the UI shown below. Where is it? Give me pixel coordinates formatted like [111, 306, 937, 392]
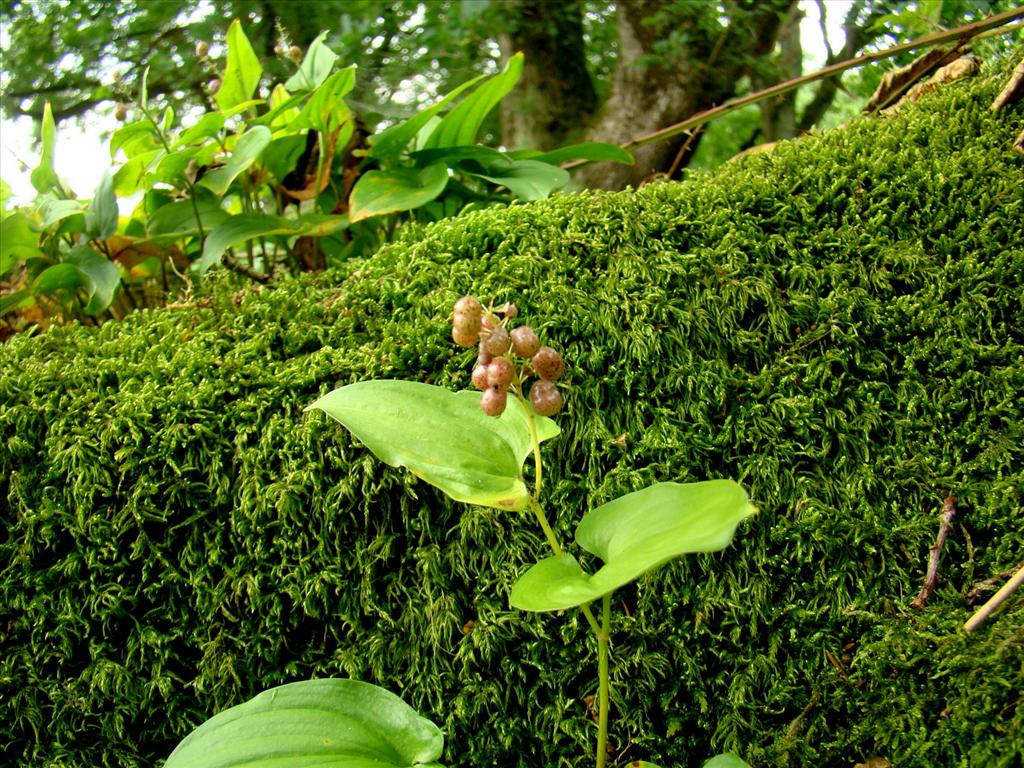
[911, 497, 957, 611]
[967, 561, 1024, 604]
[964, 565, 1024, 632]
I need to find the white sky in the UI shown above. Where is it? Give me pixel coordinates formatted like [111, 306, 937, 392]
[0, 0, 852, 208]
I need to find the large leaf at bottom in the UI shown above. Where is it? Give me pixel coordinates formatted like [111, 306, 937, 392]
[164, 679, 445, 768]
[511, 480, 755, 611]
[307, 380, 558, 511]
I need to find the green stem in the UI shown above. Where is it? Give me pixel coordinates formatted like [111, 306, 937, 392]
[521, 392, 600, 636]
[596, 593, 611, 768]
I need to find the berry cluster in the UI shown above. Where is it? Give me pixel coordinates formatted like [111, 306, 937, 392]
[451, 296, 565, 418]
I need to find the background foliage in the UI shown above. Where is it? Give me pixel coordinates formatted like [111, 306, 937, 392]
[3, 1, 1021, 186]
[1, 62, 1022, 767]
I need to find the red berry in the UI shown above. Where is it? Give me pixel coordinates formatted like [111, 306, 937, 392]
[452, 321, 479, 348]
[471, 364, 490, 391]
[529, 380, 563, 416]
[510, 325, 540, 358]
[453, 310, 482, 334]
[487, 357, 515, 388]
[483, 326, 511, 356]
[454, 296, 483, 317]
[481, 386, 507, 416]
[532, 346, 564, 381]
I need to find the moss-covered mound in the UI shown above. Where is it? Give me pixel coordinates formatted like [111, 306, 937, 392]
[2, 62, 1023, 768]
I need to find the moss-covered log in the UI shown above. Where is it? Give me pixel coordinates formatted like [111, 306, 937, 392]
[2, 61, 1022, 767]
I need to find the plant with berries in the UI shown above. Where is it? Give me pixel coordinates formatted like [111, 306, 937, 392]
[164, 298, 756, 768]
[452, 297, 564, 418]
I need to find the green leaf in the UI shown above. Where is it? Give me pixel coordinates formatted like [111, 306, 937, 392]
[1, 212, 44, 276]
[164, 679, 445, 768]
[284, 31, 338, 92]
[145, 198, 229, 240]
[349, 163, 449, 223]
[112, 149, 164, 197]
[409, 145, 506, 167]
[510, 481, 755, 611]
[465, 158, 569, 201]
[85, 170, 118, 240]
[196, 212, 348, 272]
[110, 119, 160, 160]
[63, 245, 121, 314]
[216, 20, 263, 113]
[1, 177, 12, 214]
[140, 65, 149, 111]
[0, 290, 34, 316]
[175, 113, 225, 147]
[306, 380, 559, 511]
[198, 126, 272, 196]
[367, 74, 487, 164]
[702, 755, 752, 768]
[33, 262, 83, 293]
[30, 102, 62, 193]
[422, 52, 523, 149]
[516, 142, 635, 167]
[36, 199, 87, 230]
[291, 66, 356, 133]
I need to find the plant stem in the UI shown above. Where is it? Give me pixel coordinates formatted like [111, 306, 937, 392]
[595, 593, 611, 768]
[521, 391, 600, 636]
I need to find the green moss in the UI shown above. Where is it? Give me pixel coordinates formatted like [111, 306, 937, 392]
[2, 62, 1022, 767]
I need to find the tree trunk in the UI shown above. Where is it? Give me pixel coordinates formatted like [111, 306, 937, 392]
[758, 2, 804, 143]
[573, 0, 795, 190]
[497, 0, 598, 151]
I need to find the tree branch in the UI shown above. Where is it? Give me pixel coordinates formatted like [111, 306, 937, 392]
[602, 6, 1024, 156]
[911, 497, 957, 611]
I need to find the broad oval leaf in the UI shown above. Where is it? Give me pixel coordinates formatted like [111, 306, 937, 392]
[33, 262, 84, 293]
[175, 113, 226, 147]
[216, 20, 263, 113]
[63, 245, 121, 314]
[511, 480, 755, 611]
[164, 679, 445, 768]
[284, 31, 339, 92]
[291, 66, 356, 133]
[36, 199, 87, 231]
[1, 212, 44, 275]
[349, 163, 449, 223]
[145, 198, 229, 240]
[465, 158, 569, 201]
[196, 213, 348, 272]
[702, 754, 752, 768]
[85, 170, 118, 240]
[306, 380, 559, 511]
[198, 126, 272, 196]
[109, 119, 160, 160]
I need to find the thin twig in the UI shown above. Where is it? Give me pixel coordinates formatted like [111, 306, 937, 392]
[964, 565, 1024, 632]
[967, 562, 1024, 604]
[222, 250, 271, 284]
[563, 5, 1024, 166]
[911, 497, 957, 611]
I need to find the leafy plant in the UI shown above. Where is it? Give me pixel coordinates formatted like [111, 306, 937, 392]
[166, 298, 755, 768]
[1, 24, 631, 333]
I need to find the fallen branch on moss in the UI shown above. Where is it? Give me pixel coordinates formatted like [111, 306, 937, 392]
[964, 565, 1024, 633]
[966, 562, 1024, 604]
[910, 497, 957, 611]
